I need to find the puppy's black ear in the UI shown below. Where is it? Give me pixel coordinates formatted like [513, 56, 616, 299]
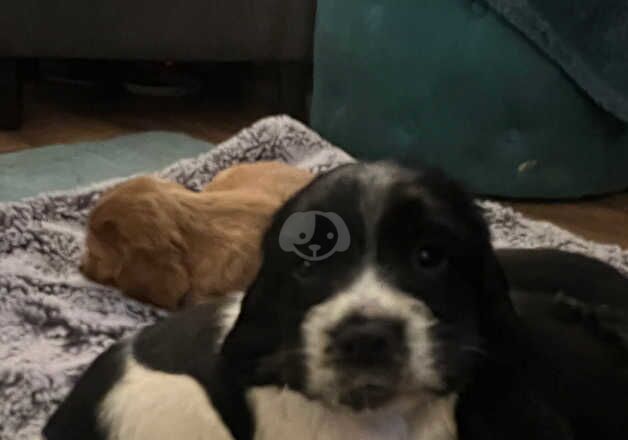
[220, 271, 283, 378]
[458, 246, 575, 440]
[477, 244, 521, 349]
[209, 273, 285, 440]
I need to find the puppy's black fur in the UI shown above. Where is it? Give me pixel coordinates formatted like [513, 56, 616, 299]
[43, 303, 232, 440]
[43, 342, 127, 439]
[497, 249, 628, 439]
[44, 162, 628, 440]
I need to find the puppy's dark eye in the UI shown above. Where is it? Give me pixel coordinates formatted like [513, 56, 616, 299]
[412, 246, 447, 270]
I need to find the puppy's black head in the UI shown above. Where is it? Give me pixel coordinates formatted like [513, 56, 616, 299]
[222, 161, 514, 411]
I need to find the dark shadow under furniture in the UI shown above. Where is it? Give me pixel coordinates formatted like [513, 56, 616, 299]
[0, 0, 316, 129]
[0, 60, 22, 130]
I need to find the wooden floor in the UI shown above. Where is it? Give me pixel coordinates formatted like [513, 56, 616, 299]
[2, 81, 627, 249]
[0, 81, 267, 153]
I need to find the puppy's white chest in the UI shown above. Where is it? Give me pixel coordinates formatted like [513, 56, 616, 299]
[99, 360, 456, 440]
[250, 387, 457, 440]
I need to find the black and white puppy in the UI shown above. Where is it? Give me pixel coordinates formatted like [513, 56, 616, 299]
[44, 162, 628, 440]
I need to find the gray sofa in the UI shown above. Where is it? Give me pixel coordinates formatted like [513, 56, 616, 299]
[0, 0, 316, 128]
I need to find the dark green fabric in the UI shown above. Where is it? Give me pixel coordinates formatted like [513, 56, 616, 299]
[486, 0, 628, 123]
[310, 0, 628, 198]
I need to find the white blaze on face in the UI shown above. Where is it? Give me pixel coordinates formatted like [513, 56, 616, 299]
[301, 267, 442, 404]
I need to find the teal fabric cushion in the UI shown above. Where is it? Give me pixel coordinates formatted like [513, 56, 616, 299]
[484, 0, 628, 123]
[310, 0, 628, 198]
[0, 132, 212, 201]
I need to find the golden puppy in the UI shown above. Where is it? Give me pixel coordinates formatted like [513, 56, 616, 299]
[81, 161, 313, 309]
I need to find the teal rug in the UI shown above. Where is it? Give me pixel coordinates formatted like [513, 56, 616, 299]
[0, 131, 213, 201]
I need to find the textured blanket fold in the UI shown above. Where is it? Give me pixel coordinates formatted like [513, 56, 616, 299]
[1, 115, 627, 440]
[486, 0, 628, 122]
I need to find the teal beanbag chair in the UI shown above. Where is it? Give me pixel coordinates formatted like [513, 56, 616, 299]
[310, 0, 628, 198]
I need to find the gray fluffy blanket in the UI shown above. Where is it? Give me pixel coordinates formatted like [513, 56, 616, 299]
[486, 0, 628, 122]
[1, 116, 627, 439]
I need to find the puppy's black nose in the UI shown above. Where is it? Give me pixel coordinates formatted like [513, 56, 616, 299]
[331, 316, 405, 366]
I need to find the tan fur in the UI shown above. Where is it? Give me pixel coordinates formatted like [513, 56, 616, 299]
[81, 161, 313, 309]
